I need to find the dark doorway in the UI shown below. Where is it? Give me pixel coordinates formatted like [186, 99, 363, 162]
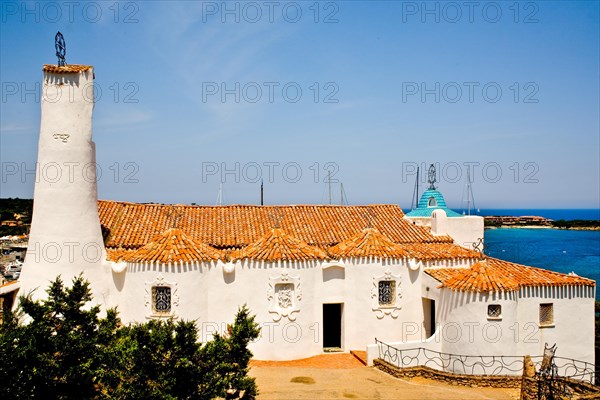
[422, 298, 436, 338]
[323, 303, 342, 349]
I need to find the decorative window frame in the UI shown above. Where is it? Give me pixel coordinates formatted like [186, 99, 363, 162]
[371, 270, 402, 319]
[487, 304, 502, 320]
[267, 272, 302, 322]
[145, 275, 179, 319]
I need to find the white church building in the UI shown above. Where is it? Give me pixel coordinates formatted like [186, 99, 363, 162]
[16, 62, 596, 365]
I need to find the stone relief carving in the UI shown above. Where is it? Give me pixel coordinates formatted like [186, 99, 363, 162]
[144, 274, 179, 319]
[53, 133, 70, 143]
[371, 270, 402, 319]
[267, 273, 301, 321]
[276, 283, 294, 308]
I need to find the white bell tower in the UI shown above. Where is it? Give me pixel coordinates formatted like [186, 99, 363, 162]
[19, 54, 109, 301]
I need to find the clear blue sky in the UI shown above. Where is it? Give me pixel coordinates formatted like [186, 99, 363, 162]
[1, 1, 599, 209]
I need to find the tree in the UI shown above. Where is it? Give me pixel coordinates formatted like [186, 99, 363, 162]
[0, 276, 121, 399]
[0, 276, 260, 400]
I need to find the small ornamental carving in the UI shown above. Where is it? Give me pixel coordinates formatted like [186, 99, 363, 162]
[145, 275, 179, 319]
[267, 273, 301, 321]
[276, 283, 294, 308]
[53, 133, 70, 143]
[371, 270, 402, 319]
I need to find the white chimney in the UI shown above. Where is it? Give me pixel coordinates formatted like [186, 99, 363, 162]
[430, 209, 448, 236]
[19, 64, 109, 301]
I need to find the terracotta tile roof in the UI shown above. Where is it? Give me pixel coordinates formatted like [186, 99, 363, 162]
[328, 228, 409, 259]
[106, 247, 136, 262]
[122, 228, 224, 264]
[425, 258, 595, 292]
[399, 243, 481, 261]
[43, 64, 92, 73]
[230, 228, 328, 262]
[98, 200, 453, 250]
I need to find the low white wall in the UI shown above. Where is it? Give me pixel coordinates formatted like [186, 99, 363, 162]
[368, 284, 596, 373]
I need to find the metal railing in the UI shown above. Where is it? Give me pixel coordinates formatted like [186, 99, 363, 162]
[375, 339, 596, 384]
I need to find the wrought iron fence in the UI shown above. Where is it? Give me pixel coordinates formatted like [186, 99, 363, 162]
[375, 339, 596, 385]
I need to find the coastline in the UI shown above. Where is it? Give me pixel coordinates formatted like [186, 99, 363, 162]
[485, 225, 600, 231]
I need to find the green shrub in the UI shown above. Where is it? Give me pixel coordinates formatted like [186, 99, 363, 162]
[0, 275, 260, 400]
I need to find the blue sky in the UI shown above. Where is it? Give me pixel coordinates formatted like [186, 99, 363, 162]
[1, 1, 599, 209]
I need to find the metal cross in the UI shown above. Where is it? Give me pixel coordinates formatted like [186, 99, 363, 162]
[55, 31, 66, 66]
[427, 164, 437, 190]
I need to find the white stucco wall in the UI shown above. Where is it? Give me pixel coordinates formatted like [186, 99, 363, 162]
[107, 257, 438, 360]
[405, 214, 484, 249]
[367, 283, 596, 371]
[19, 67, 111, 304]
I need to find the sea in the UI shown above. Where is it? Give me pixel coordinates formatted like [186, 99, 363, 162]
[479, 209, 600, 300]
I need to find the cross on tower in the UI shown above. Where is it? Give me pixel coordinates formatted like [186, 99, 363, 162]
[55, 32, 66, 66]
[427, 164, 437, 190]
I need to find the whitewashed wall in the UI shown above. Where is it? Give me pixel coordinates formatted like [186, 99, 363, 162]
[108, 257, 434, 360]
[405, 213, 484, 249]
[19, 68, 110, 305]
[367, 283, 596, 369]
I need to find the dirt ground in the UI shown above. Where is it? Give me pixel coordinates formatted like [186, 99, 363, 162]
[250, 354, 520, 400]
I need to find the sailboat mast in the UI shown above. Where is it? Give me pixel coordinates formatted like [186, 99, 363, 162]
[216, 183, 223, 206]
[328, 170, 332, 205]
[340, 182, 348, 205]
[411, 166, 420, 210]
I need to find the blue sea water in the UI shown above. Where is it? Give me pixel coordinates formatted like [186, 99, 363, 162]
[477, 209, 600, 221]
[484, 228, 600, 300]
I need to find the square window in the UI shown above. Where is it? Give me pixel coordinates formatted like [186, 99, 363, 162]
[378, 280, 395, 306]
[152, 286, 171, 314]
[539, 303, 553, 326]
[488, 304, 502, 319]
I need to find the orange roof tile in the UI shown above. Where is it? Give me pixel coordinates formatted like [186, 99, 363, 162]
[400, 243, 481, 261]
[230, 228, 328, 262]
[43, 64, 92, 73]
[425, 258, 595, 292]
[106, 247, 136, 262]
[328, 228, 409, 259]
[123, 228, 224, 264]
[98, 200, 453, 250]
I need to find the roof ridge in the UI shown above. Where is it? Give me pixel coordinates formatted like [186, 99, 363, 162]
[425, 257, 595, 292]
[98, 199, 401, 208]
[125, 228, 223, 264]
[328, 227, 408, 259]
[230, 227, 328, 262]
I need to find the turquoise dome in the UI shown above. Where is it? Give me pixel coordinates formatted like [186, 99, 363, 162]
[406, 189, 462, 217]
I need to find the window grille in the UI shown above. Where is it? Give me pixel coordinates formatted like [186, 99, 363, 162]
[152, 286, 171, 314]
[487, 304, 501, 318]
[539, 303, 553, 326]
[378, 281, 395, 306]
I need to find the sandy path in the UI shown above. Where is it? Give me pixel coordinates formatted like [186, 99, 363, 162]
[250, 365, 520, 400]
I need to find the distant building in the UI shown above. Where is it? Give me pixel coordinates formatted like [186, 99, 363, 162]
[16, 61, 596, 365]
